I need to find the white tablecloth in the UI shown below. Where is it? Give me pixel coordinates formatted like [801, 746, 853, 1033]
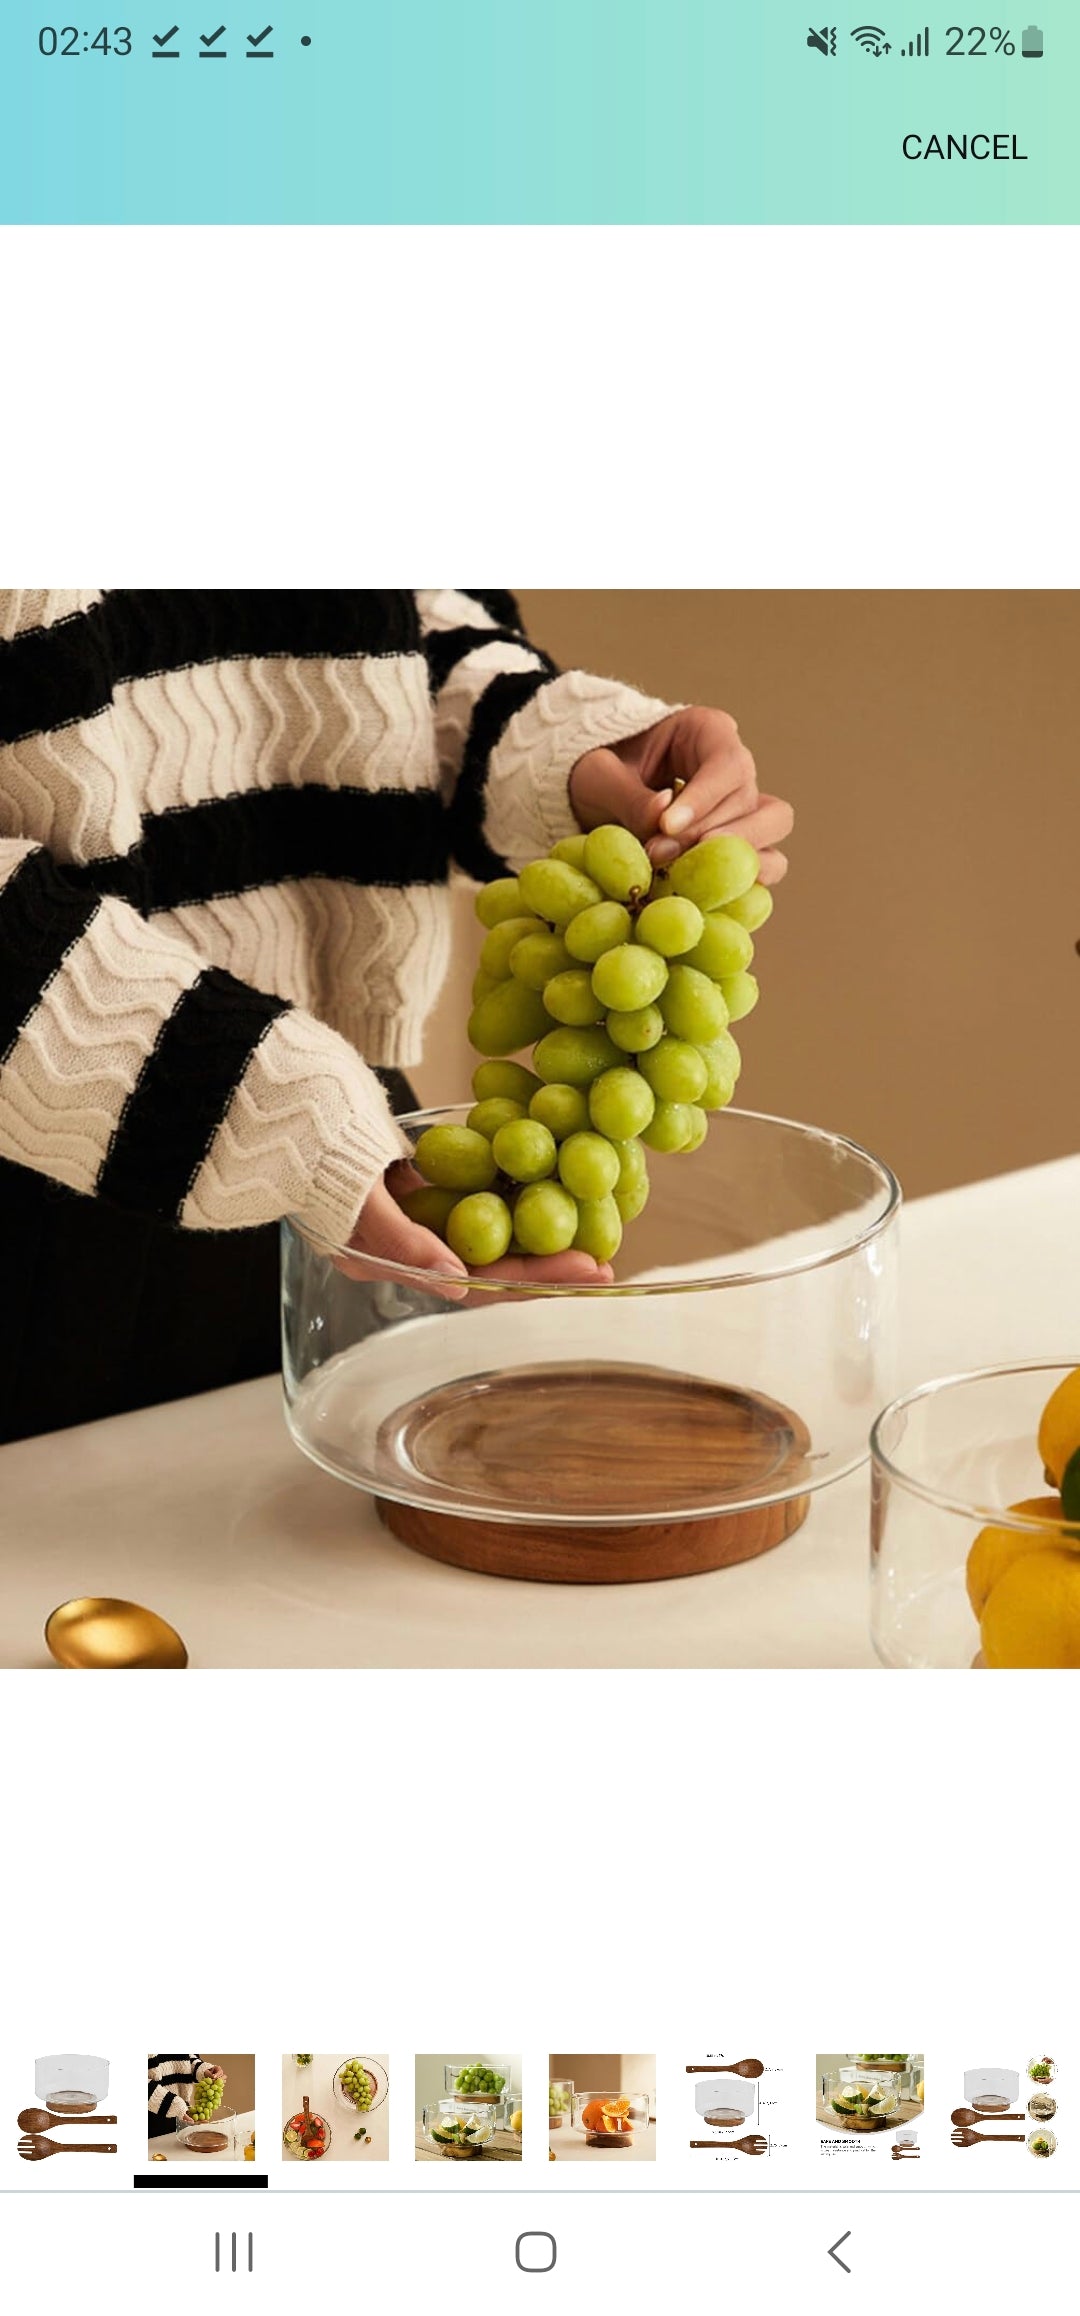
[2, 1158, 1076, 1671]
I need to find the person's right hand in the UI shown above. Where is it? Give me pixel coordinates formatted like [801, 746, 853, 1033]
[338, 1159, 614, 1294]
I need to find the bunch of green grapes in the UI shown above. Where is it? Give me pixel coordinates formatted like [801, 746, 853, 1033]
[340, 2059, 374, 2110]
[397, 825, 771, 1265]
[189, 2075, 224, 2121]
[454, 2062, 505, 2094]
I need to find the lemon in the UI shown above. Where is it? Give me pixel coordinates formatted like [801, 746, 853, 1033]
[1037, 1365, 1080, 1488]
[511, 2108, 523, 2134]
[980, 1546, 1080, 1668]
[966, 1496, 1064, 1616]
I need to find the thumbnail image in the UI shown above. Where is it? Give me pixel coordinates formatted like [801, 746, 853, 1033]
[547, 2055, 656, 2161]
[147, 2052, 255, 2164]
[415, 2054, 522, 2160]
[685, 2054, 769, 2157]
[17, 2053, 117, 2169]
[281, 2054, 389, 2161]
[950, 2058, 1058, 2159]
[817, 2055, 924, 2157]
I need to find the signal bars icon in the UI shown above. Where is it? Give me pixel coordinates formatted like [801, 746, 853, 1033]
[899, 26, 930, 52]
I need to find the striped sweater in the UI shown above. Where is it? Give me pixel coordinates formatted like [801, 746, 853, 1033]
[147, 2053, 215, 2136]
[0, 591, 671, 1247]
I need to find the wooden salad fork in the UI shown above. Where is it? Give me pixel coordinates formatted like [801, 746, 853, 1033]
[690, 2134, 768, 2154]
[18, 2135, 117, 2160]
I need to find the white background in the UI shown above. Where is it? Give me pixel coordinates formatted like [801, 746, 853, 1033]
[1, 225, 1077, 2306]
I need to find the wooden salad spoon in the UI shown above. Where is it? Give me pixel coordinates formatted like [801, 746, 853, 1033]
[18, 2136, 117, 2159]
[690, 2134, 768, 2153]
[951, 2126, 1024, 2147]
[951, 2107, 1024, 2127]
[18, 2108, 117, 2133]
[685, 2061, 764, 2079]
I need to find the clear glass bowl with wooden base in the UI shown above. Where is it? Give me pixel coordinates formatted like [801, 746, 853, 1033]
[282, 1106, 900, 1586]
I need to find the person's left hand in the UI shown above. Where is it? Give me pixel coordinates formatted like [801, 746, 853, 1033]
[569, 707, 793, 880]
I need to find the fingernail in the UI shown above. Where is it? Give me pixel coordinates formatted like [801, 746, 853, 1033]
[648, 837, 680, 865]
[661, 801, 692, 834]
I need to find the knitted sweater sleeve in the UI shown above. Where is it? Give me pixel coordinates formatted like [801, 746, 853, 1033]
[415, 590, 676, 878]
[0, 837, 406, 1245]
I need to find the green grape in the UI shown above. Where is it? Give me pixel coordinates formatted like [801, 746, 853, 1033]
[466, 1097, 526, 1139]
[698, 1044, 738, 1111]
[634, 895, 705, 957]
[469, 980, 552, 1057]
[684, 911, 754, 981]
[340, 2061, 374, 2112]
[513, 1179, 579, 1255]
[720, 970, 760, 1022]
[528, 1083, 591, 1140]
[613, 1139, 650, 1222]
[606, 1003, 664, 1054]
[710, 1028, 742, 1082]
[573, 1194, 623, 1261]
[668, 833, 759, 910]
[638, 1036, 708, 1104]
[590, 943, 668, 1012]
[472, 1060, 542, 1106]
[588, 1067, 656, 1140]
[723, 880, 773, 933]
[190, 2077, 224, 2122]
[557, 1131, 621, 1200]
[471, 969, 499, 1005]
[414, 1123, 498, 1191]
[563, 900, 632, 963]
[549, 833, 590, 868]
[474, 876, 523, 930]
[542, 968, 608, 1026]
[660, 962, 729, 1044]
[446, 1191, 513, 1265]
[398, 1184, 461, 1235]
[533, 1025, 621, 1087]
[509, 930, 572, 991]
[641, 1100, 695, 1152]
[582, 823, 652, 904]
[518, 857, 603, 925]
[479, 913, 545, 979]
[492, 1118, 558, 1183]
[680, 1105, 709, 1152]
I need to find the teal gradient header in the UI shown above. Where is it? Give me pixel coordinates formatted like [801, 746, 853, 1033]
[0, 2, 1074, 222]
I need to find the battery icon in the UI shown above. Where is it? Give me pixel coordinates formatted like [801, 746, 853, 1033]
[1021, 25, 1044, 56]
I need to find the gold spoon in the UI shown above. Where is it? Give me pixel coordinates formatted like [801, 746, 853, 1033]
[18, 2108, 117, 2133]
[18, 2136, 117, 2159]
[45, 1598, 188, 1670]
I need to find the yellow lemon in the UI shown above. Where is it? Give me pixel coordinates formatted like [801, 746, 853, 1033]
[980, 1546, 1080, 1668]
[965, 1497, 1064, 1617]
[511, 2108, 523, 2134]
[1037, 1365, 1080, 1488]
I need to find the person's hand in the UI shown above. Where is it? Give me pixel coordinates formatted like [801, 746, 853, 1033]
[337, 1159, 613, 1295]
[204, 2067, 226, 2084]
[569, 707, 793, 879]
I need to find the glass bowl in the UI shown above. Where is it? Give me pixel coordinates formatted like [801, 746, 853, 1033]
[871, 1364, 1080, 1667]
[573, 2091, 650, 2144]
[422, 2100, 496, 2157]
[282, 1107, 899, 1573]
[694, 2077, 756, 2125]
[333, 2058, 388, 2115]
[444, 2063, 507, 2103]
[36, 2054, 109, 2111]
[1027, 2129, 1057, 2159]
[282, 2102, 331, 2160]
[178, 2104, 238, 2157]
[964, 2067, 1019, 2110]
[549, 2078, 574, 2129]
[824, 2073, 901, 2129]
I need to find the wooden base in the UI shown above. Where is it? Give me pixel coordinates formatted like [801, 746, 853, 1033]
[375, 1362, 811, 1585]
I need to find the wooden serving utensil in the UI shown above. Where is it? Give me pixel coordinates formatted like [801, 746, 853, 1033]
[951, 2126, 1024, 2147]
[18, 2108, 117, 2133]
[685, 2061, 764, 2079]
[690, 2134, 768, 2154]
[951, 2107, 1024, 2128]
[18, 2136, 118, 2159]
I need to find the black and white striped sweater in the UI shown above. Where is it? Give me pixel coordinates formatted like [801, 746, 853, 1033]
[147, 2053, 215, 2136]
[0, 591, 669, 1246]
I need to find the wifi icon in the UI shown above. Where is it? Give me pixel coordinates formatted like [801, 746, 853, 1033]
[851, 23, 891, 51]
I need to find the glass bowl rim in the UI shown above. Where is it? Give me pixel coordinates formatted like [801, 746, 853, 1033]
[333, 2057, 389, 2113]
[285, 1105, 901, 1296]
[870, 1358, 1080, 1530]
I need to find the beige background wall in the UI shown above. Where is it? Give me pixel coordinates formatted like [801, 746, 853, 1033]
[415, 593, 1079, 1199]
[550, 2054, 656, 2098]
[201, 2052, 255, 2111]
